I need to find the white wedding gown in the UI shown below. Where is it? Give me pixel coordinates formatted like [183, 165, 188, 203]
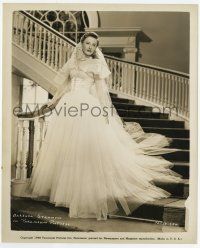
[27, 58, 183, 220]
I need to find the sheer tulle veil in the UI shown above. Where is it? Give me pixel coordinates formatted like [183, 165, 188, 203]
[50, 41, 179, 156]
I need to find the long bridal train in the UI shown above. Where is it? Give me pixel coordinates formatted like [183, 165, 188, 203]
[26, 45, 183, 220]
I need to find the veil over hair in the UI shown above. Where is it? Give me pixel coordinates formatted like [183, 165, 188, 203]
[50, 41, 178, 156]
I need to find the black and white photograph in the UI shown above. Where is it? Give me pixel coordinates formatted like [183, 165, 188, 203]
[1, 2, 198, 244]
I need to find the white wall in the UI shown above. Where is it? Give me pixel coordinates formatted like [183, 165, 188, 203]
[99, 11, 189, 73]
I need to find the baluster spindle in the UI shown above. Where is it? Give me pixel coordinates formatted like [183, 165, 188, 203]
[181, 77, 185, 115]
[130, 64, 133, 94]
[47, 32, 51, 65]
[55, 36, 59, 70]
[63, 42, 67, 65]
[51, 34, 55, 68]
[19, 15, 24, 47]
[185, 80, 189, 117]
[152, 70, 157, 102]
[113, 61, 117, 91]
[38, 26, 42, 60]
[110, 60, 113, 90]
[171, 75, 175, 109]
[128, 64, 132, 94]
[139, 67, 143, 98]
[27, 120, 34, 178]
[17, 13, 21, 44]
[157, 71, 162, 104]
[32, 119, 40, 170]
[135, 66, 139, 97]
[59, 39, 63, 68]
[177, 77, 182, 116]
[167, 74, 172, 108]
[12, 11, 17, 42]
[121, 62, 124, 92]
[21, 120, 29, 180]
[33, 24, 38, 57]
[118, 61, 121, 91]
[42, 28, 47, 63]
[123, 63, 127, 94]
[174, 76, 179, 114]
[184, 79, 188, 116]
[160, 72, 165, 106]
[23, 18, 29, 50]
[122, 63, 126, 94]
[149, 70, 154, 102]
[142, 68, 147, 99]
[163, 73, 168, 107]
[125, 64, 129, 94]
[146, 69, 150, 100]
[16, 120, 23, 179]
[29, 21, 33, 54]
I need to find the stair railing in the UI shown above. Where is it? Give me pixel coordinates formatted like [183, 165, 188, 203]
[14, 117, 49, 181]
[13, 10, 189, 120]
[13, 10, 75, 71]
[105, 56, 189, 120]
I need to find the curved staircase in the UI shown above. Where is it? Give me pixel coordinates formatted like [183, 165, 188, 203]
[109, 93, 189, 227]
[11, 10, 190, 230]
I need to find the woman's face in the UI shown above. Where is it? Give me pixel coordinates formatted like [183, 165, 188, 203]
[82, 36, 98, 57]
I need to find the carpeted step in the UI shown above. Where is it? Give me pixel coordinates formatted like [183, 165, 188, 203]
[117, 109, 169, 119]
[109, 198, 186, 227]
[143, 127, 189, 138]
[113, 102, 152, 111]
[153, 179, 189, 199]
[170, 162, 189, 179]
[158, 150, 189, 162]
[124, 118, 185, 128]
[168, 138, 190, 150]
[109, 92, 118, 98]
[111, 97, 135, 104]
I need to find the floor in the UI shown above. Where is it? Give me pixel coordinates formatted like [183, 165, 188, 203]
[11, 197, 186, 233]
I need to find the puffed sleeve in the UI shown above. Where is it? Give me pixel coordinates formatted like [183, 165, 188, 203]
[48, 58, 73, 106]
[94, 59, 111, 80]
[53, 58, 72, 86]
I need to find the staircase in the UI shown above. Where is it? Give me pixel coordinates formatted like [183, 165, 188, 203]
[11, 11, 190, 229]
[109, 93, 189, 227]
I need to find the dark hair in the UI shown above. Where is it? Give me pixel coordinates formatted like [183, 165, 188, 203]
[80, 32, 99, 46]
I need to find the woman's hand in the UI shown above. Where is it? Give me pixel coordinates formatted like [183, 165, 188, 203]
[36, 100, 57, 116]
[40, 102, 49, 110]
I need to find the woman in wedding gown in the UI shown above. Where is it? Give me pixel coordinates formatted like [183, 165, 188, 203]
[27, 32, 183, 220]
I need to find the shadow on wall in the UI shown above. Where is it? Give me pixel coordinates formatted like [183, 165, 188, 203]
[136, 31, 152, 61]
[98, 11, 189, 73]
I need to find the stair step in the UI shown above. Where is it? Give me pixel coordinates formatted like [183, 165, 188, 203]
[143, 127, 189, 138]
[168, 138, 190, 150]
[118, 110, 169, 119]
[124, 118, 185, 128]
[160, 150, 189, 162]
[154, 179, 189, 199]
[171, 162, 189, 179]
[113, 102, 152, 111]
[111, 198, 186, 227]
[111, 97, 135, 104]
[109, 92, 118, 98]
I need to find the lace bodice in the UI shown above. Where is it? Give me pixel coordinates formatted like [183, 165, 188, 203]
[69, 58, 101, 93]
[52, 55, 111, 102]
